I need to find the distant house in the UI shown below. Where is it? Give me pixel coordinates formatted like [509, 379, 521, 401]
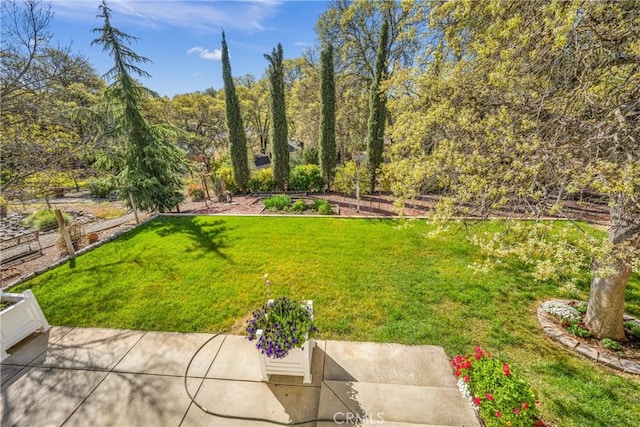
[253, 140, 302, 169]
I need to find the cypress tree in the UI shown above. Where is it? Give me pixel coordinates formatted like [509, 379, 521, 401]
[264, 44, 289, 191]
[221, 31, 249, 191]
[318, 43, 336, 191]
[366, 18, 389, 193]
[92, 1, 188, 212]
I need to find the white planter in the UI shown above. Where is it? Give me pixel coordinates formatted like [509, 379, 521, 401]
[257, 300, 315, 384]
[1, 289, 50, 361]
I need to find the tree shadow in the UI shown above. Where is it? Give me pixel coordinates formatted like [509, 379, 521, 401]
[1, 328, 183, 426]
[152, 216, 231, 260]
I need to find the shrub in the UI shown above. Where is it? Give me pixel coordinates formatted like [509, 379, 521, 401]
[264, 195, 291, 211]
[248, 168, 277, 192]
[187, 183, 205, 201]
[313, 198, 333, 215]
[88, 177, 117, 198]
[624, 321, 640, 338]
[334, 161, 371, 195]
[289, 164, 324, 192]
[601, 338, 622, 352]
[216, 166, 239, 194]
[291, 200, 306, 212]
[566, 319, 591, 338]
[452, 346, 541, 427]
[22, 209, 72, 231]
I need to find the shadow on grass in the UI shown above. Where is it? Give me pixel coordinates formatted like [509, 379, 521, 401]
[151, 216, 231, 260]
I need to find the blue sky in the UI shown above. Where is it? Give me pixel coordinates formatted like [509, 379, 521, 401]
[49, 0, 329, 97]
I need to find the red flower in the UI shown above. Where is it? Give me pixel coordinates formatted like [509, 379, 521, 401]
[464, 375, 470, 383]
[536, 421, 544, 426]
[513, 408, 520, 415]
[486, 393, 494, 401]
[463, 361, 472, 369]
[522, 402, 529, 410]
[503, 362, 511, 376]
[473, 397, 481, 406]
[455, 370, 461, 377]
[473, 346, 484, 359]
[495, 411, 502, 418]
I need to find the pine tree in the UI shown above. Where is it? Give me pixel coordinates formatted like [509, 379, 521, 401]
[264, 44, 289, 191]
[318, 43, 336, 191]
[92, 1, 187, 212]
[221, 31, 249, 191]
[366, 18, 389, 193]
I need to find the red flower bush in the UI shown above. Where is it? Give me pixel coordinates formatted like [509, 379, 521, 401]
[452, 346, 543, 427]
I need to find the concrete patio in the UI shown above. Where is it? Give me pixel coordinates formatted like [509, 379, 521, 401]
[1, 327, 480, 426]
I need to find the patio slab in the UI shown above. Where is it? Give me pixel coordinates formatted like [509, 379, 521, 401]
[1, 328, 478, 426]
[114, 331, 223, 377]
[319, 381, 480, 426]
[0, 367, 107, 426]
[323, 340, 458, 387]
[34, 327, 145, 370]
[63, 373, 201, 427]
[182, 379, 321, 426]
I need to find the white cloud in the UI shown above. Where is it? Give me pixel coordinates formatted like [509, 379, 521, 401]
[50, 0, 282, 32]
[293, 41, 311, 47]
[187, 46, 222, 60]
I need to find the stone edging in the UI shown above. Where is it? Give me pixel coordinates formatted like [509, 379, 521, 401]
[537, 300, 640, 375]
[5, 215, 158, 290]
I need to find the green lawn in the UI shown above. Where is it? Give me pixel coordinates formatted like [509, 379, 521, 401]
[15, 216, 640, 426]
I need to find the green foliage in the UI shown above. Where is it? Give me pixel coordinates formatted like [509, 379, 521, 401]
[216, 166, 239, 194]
[88, 176, 117, 198]
[601, 338, 622, 352]
[566, 320, 592, 338]
[319, 43, 337, 190]
[263, 195, 291, 211]
[187, 183, 205, 202]
[22, 209, 72, 231]
[265, 44, 289, 190]
[366, 18, 389, 193]
[289, 164, 324, 192]
[334, 161, 371, 195]
[624, 321, 640, 338]
[312, 198, 333, 215]
[452, 347, 540, 427]
[247, 168, 277, 192]
[92, 1, 188, 213]
[221, 31, 250, 191]
[291, 200, 306, 212]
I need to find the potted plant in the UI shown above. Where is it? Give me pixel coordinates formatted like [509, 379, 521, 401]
[1, 290, 51, 361]
[245, 277, 317, 383]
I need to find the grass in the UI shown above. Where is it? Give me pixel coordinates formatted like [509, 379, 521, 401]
[14, 216, 640, 426]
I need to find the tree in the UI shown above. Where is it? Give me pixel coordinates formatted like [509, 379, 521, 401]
[1, 0, 106, 195]
[265, 43, 289, 191]
[387, 0, 639, 340]
[366, 18, 389, 193]
[221, 31, 249, 191]
[92, 0, 188, 212]
[169, 92, 226, 174]
[235, 75, 270, 154]
[318, 43, 337, 190]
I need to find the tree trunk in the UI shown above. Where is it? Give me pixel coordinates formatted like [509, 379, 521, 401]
[584, 259, 631, 340]
[584, 196, 640, 340]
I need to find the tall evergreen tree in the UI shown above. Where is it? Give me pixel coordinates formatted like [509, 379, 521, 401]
[366, 18, 389, 193]
[221, 31, 249, 191]
[318, 43, 336, 191]
[92, 1, 187, 212]
[264, 43, 289, 190]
